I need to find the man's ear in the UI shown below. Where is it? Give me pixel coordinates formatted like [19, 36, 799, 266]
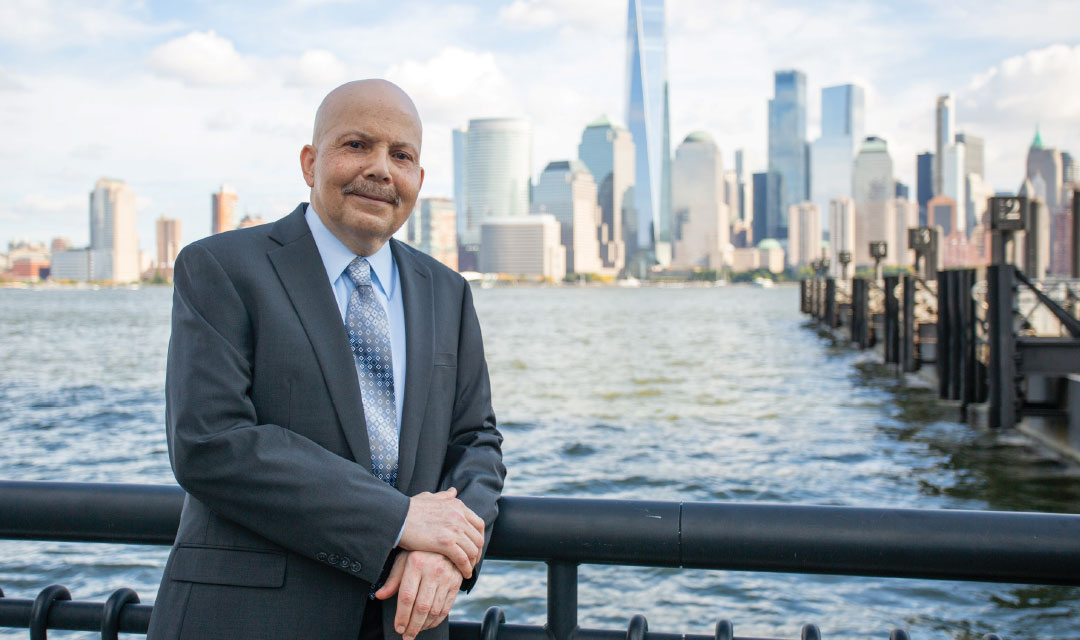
[300, 144, 316, 188]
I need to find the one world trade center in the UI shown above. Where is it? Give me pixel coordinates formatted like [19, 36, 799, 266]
[625, 0, 672, 269]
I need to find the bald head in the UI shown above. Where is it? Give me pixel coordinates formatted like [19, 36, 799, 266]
[312, 79, 422, 151]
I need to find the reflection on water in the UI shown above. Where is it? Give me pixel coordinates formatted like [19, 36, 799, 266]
[0, 286, 1077, 639]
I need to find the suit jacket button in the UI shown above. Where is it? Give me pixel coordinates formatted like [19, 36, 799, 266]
[340, 556, 351, 568]
[317, 552, 328, 562]
[328, 553, 340, 564]
[351, 561, 362, 573]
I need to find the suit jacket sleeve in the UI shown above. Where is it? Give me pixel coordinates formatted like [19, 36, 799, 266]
[439, 281, 506, 591]
[166, 242, 410, 585]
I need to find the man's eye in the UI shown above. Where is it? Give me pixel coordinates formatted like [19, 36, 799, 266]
[348, 141, 363, 149]
[394, 152, 412, 161]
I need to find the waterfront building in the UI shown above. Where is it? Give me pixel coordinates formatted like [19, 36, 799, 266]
[578, 115, 633, 272]
[671, 131, 729, 269]
[90, 177, 140, 282]
[1026, 128, 1064, 215]
[956, 132, 984, 179]
[237, 215, 266, 229]
[829, 197, 856, 277]
[734, 149, 754, 226]
[722, 170, 739, 226]
[625, 0, 672, 266]
[894, 198, 918, 267]
[452, 128, 468, 242]
[787, 201, 822, 268]
[479, 215, 565, 280]
[752, 171, 783, 241]
[460, 118, 532, 251]
[51, 237, 71, 254]
[853, 137, 896, 266]
[934, 94, 955, 195]
[533, 161, 603, 275]
[731, 238, 785, 274]
[50, 249, 92, 282]
[417, 197, 458, 271]
[768, 69, 809, 234]
[211, 184, 237, 235]
[927, 195, 957, 237]
[917, 152, 934, 226]
[965, 173, 994, 239]
[942, 142, 967, 233]
[1063, 152, 1078, 185]
[810, 83, 864, 224]
[156, 215, 181, 277]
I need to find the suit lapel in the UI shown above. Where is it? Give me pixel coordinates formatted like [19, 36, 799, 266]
[391, 240, 433, 493]
[267, 205, 372, 470]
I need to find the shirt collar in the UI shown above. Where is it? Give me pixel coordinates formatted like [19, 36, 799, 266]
[305, 204, 397, 298]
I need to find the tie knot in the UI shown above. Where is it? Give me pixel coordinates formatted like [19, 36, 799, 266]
[346, 257, 372, 288]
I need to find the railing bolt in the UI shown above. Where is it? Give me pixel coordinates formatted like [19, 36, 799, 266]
[101, 587, 139, 640]
[801, 622, 822, 640]
[889, 630, 910, 640]
[714, 619, 733, 640]
[626, 614, 647, 640]
[480, 606, 505, 640]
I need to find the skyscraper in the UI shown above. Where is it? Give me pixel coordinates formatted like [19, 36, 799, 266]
[768, 69, 808, 235]
[461, 118, 532, 248]
[829, 197, 856, 277]
[625, 0, 672, 266]
[452, 128, 468, 242]
[1026, 127, 1064, 214]
[810, 84, 865, 222]
[671, 131, 728, 269]
[417, 197, 458, 271]
[853, 137, 896, 266]
[955, 132, 984, 178]
[787, 201, 822, 267]
[942, 141, 967, 232]
[934, 94, 955, 196]
[752, 171, 783, 244]
[916, 152, 934, 226]
[532, 160, 603, 275]
[211, 184, 237, 235]
[156, 215, 181, 274]
[578, 115, 633, 273]
[90, 177, 140, 282]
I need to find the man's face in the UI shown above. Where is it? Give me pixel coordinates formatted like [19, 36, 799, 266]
[302, 83, 424, 255]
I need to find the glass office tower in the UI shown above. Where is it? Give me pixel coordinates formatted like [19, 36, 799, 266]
[768, 70, 808, 238]
[625, 0, 672, 266]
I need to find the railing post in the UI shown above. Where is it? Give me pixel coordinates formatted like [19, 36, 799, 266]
[987, 265, 1017, 428]
[902, 274, 916, 372]
[937, 270, 950, 399]
[960, 269, 977, 415]
[546, 561, 578, 640]
[825, 278, 836, 328]
[884, 275, 899, 364]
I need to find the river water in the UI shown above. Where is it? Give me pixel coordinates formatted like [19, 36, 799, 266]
[1, 286, 1078, 639]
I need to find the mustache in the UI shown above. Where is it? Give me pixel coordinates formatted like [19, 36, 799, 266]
[342, 181, 400, 205]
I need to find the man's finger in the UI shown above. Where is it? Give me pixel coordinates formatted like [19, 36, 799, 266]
[404, 574, 437, 640]
[423, 582, 452, 630]
[445, 544, 472, 579]
[394, 560, 422, 637]
[374, 553, 407, 600]
[432, 487, 457, 499]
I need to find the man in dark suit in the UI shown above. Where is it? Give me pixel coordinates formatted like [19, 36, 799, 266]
[147, 80, 505, 640]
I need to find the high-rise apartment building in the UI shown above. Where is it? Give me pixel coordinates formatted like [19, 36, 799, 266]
[671, 131, 728, 269]
[625, 0, 672, 266]
[90, 177, 140, 282]
[916, 152, 934, 226]
[853, 137, 896, 266]
[417, 197, 458, 271]
[752, 171, 783, 244]
[787, 201, 822, 268]
[452, 128, 468, 241]
[934, 94, 955, 196]
[955, 132, 984, 178]
[578, 115, 633, 273]
[532, 160, 603, 275]
[942, 142, 967, 233]
[211, 184, 237, 235]
[734, 149, 754, 229]
[156, 215, 181, 274]
[810, 84, 864, 224]
[768, 69, 808, 235]
[461, 118, 532, 249]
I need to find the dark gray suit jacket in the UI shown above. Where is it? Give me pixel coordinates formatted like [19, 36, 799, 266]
[147, 204, 505, 640]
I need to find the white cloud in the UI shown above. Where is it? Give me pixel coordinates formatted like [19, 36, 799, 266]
[10, 194, 86, 215]
[499, 0, 622, 36]
[387, 47, 521, 124]
[0, 66, 27, 91]
[0, 0, 177, 48]
[148, 30, 256, 87]
[284, 50, 350, 88]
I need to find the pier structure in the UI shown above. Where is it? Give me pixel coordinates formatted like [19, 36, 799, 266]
[801, 191, 1080, 461]
[2, 481, 1080, 639]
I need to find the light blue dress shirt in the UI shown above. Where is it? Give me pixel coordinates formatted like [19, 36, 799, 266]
[304, 204, 407, 434]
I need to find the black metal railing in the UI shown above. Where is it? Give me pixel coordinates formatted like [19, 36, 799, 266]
[3, 482, 1077, 639]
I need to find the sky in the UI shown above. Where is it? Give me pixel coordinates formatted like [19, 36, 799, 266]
[1, 0, 1078, 252]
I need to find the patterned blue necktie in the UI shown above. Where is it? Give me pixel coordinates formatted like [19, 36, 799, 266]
[344, 257, 398, 486]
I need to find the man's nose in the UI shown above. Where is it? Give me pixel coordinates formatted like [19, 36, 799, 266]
[364, 150, 392, 182]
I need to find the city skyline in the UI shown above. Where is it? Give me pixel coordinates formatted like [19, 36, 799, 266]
[1, 1, 1078, 252]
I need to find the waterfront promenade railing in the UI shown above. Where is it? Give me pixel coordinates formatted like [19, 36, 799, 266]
[2, 482, 1080, 639]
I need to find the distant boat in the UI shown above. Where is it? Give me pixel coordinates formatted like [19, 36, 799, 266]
[617, 277, 641, 288]
[752, 277, 774, 288]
